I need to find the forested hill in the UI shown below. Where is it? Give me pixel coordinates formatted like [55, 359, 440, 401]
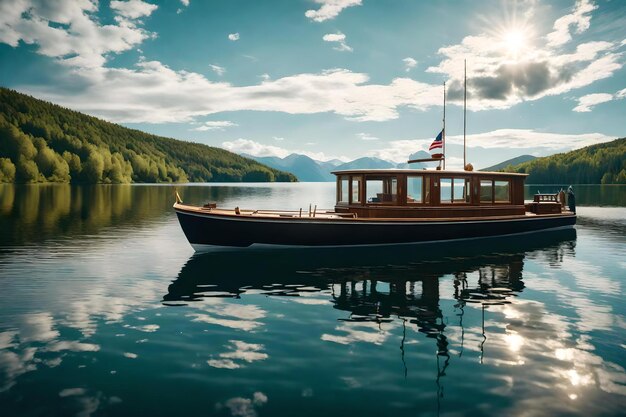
[0, 88, 296, 183]
[501, 137, 625, 184]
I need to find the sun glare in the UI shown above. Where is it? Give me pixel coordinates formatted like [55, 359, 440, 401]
[502, 30, 526, 55]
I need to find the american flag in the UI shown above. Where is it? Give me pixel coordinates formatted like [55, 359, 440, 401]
[429, 129, 443, 151]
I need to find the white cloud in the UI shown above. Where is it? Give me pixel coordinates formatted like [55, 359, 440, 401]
[573, 88, 626, 112]
[176, 0, 189, 14]
[305, 0, 362, 22]
[0, 0, 156, 68]
[223, 139, 291, 158]
[546, 0, 597, 47]
[21, 64, 442, 123]
[222, 138, 349, 162]
[4, 0, 621, 129]
[208, 340, 268, 371]
[219, 340, 268, 363]
[573, 93, 613, 112]
[323, 32, 352, 52]
[366, 129, 615, 163]
[110, 0, 158, 19]
[191, 120, 237, 131]
[403, 57, 417, 72]
[425, 1, 623, 111]
[215, 392, 267, 417]
[228, 32, 240, 41]
[322, 33, 346, 42]
[356, 132, 379, 141]
[259, 73, 270, 81]
[59, 388, 87, 397]
[209, 64, 225, 76]
[443, 129, 613, 150]
[44, 341, 100, 352]
[272, 136, 284, 141]
[322, 322, 393, 345]
[20, 313, 59, 342]
[189, 313, 262, 331]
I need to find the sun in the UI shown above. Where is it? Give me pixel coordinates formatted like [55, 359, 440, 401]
[502, 29, 527, 56]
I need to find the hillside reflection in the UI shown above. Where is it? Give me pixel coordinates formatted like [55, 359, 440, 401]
[0, 184, 177, 245]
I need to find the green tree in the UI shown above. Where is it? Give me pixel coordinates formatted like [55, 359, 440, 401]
[0, 157, 16, 182]
[16, 156, 41, 183]
[0, 87, 297, 184]
[82, 150, 104, 183]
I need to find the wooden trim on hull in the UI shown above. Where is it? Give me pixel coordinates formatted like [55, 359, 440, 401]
[174, 206, 576, 248]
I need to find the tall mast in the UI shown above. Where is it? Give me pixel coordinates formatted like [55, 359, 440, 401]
[463, 59, 467, 169]
[443, 81, 446, 171]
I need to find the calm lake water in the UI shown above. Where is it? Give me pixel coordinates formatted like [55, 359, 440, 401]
[0, 183, 625, 417]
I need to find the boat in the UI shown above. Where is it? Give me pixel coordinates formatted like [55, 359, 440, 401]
[173, 169, 575, 250]
[174, 62, 575, 250]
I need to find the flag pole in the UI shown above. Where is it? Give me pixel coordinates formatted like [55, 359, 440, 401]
[443, 81, 446, 171]
[463, 59, 467, 169]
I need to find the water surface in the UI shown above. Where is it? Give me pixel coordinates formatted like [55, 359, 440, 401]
[0, 183, 624, 417]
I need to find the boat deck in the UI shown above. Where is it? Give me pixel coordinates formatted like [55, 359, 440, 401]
[174, 203, 575, 222]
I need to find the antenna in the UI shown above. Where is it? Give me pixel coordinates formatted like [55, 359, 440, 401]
[443, 81, 446, 171]
[463, 59, 467, 169]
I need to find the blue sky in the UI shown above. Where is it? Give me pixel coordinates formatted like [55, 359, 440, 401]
[0, 0, 625, 168]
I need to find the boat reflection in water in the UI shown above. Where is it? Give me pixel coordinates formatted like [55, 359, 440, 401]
[165, 227, 575, 304]
[165, 229, 583, 413]
[167, 232, 573, 341]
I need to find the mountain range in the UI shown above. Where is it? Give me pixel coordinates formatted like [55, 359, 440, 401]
[244, 151, 431, 182]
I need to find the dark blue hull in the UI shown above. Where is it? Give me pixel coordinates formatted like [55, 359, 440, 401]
[174, 206, 576, 249]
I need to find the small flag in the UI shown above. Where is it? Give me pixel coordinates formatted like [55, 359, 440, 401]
[429, 130, 444, 151]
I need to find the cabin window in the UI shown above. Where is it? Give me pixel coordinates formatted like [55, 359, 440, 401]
[366, 176, 397, 204]
[494, 180, 510, 203]
[351, 176, 362, 204]
[407, 175, 424, 203]
[441, 177, 469, 203]
[454, 178, 470, 203]
[338, 176, 349, 203]
[480, 180, 493, 203]
[440, 178, 452, 203]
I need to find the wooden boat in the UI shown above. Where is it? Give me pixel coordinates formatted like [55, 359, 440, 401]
[173, 169, 576, 250]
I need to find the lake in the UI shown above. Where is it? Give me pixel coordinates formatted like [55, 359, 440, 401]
[0, 183, 625, 417]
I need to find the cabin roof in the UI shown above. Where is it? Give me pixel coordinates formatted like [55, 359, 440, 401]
[331, 169, 528, 177]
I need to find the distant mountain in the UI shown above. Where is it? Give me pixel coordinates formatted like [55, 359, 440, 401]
[317, 159, 344, 174]
[499, 138, 625, 184]
[397, 151, 430, 169]
[335, 157, 396, 171]
[481, 155, 537, 171]
[242, 151, 437, 182]
[243, 153, 334, 182]
[322, 159, 344, 167]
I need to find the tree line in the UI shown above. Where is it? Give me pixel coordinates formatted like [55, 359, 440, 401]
[500, 137, 625, 184]
[0, 88, 296, 183]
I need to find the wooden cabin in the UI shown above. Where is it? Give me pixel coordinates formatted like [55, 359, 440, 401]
[332, 169, 531, 218]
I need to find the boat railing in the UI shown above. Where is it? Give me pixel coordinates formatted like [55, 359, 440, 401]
[527, 193, 564, 215]
[533, 193, 559, 203]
